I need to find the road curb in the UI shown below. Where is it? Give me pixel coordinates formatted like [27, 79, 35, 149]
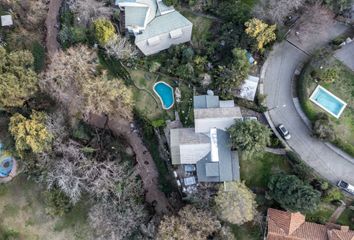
[260, 47, 291, 151]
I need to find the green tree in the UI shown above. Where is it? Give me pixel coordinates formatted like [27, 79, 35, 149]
[323, 187, 344, 203]
[313, 113, 335, 141]
[93, 18, 116, 45]
[214, 181, 257, 225]
[216, 48, 250, 98]
[157, 205, 220, 240]
[0, 47, 38, 108]
[9, 111, 53, 155]
[245, 18, 276, 51]
[228, 120, 271, 157]
[268, 174, 321, 213]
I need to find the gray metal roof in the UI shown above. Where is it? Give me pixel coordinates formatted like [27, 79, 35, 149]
[194, 107, 242, 133]
[170, 128, 210, 164]
[135, 11, 192, 42]
[196, 129, 240, 182]
[125, 6, 148, 28]
[193, 95, 220, 109]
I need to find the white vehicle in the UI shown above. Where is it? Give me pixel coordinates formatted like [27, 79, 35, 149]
[337, 180, 354, 196]
[277, 124, 291, 140]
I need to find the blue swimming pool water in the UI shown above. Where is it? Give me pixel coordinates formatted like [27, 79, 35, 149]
[154, 82, 174, 109]
[312, 88, 344, 116]
[0, 157, 13, 177]
[0, 143, 14, 177]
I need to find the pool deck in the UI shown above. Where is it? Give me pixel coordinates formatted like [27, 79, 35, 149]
[153, 81, 175, 110]
[309, 85, 347, 119]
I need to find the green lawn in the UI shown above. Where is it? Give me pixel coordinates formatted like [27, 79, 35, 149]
[178, 10, 213, 50]
[306, 202, 336, 224]
[240, 153, 291, 189]
[129, 69, 176, 121]
[299, 55, 354, 156]
[0, 175, 92, 240]
[337, 208, 354, 229]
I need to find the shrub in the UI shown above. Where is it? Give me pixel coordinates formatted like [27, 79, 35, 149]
[93, 18, 116, 45]
[323, 187, 344, 203]
[286, 151, 314, 180]
[313, 113, 336, 141]
[44, 188, 72, 217]
[151, 119, 166, 128]
[0, 226, 19, 240]
[148, 61, 161, 73]
[318, 68, 338, 83]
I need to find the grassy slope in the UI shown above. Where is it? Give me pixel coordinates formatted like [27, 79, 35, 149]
[0, 176, 91, 240]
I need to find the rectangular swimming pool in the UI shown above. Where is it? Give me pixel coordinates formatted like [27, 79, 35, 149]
[309, 85, 347, 119]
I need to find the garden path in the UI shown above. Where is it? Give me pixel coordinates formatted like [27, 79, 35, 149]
[45, 0, 63, 59]
[328, 201, 346, 223]
[87, 113, 172, 215]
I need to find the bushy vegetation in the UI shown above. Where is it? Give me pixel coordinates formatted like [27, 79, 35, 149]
[58, 7, 90, 49]
[157, 205, 221, 240]
[92, 18, 116, 45]
[0, 47, 38, 108]
[228, 120, 271, 158]
[9, 111, 53, 155]
[214, 181, 257, 225]
[268, 173, 321, 213]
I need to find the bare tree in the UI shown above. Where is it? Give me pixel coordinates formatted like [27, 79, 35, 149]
[89, 200, 147, 240]
[104, 36, 138, 60]
[41, 45, 133, 119]
[66, 0, 114, 27]
[253, 0, 305, 24]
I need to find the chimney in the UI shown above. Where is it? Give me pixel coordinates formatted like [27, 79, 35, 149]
[340, 226, 349, 232]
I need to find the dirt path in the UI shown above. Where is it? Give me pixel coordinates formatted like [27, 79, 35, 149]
[329, 201, 346, 223]
[87, 114, 172, 215]
[45, 0, 63, 59]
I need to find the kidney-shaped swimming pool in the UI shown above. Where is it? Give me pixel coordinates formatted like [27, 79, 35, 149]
[153, 81, 174, 110]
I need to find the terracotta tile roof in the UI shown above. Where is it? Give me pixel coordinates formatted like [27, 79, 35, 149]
[267, 208, 354, 240]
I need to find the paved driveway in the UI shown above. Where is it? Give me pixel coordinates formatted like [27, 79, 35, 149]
[334, 41, 354, 71]
[263, 22, 354, 184]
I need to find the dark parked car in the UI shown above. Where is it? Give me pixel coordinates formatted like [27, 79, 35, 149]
[277, 124, 291, 140]
[337, 180, 354, 196]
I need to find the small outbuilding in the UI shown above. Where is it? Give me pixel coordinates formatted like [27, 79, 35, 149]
[1, 15, 13, 27]
[235, 75, 260, 101]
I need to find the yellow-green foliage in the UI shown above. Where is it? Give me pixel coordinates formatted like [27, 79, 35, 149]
[9, 111, 53, 155]
[93, 18, 116, 45]
[81, 74, 134, 118]
[0, 47, 38, 108]
[214, 181, 257, 225]
[245, 18, 276, 51]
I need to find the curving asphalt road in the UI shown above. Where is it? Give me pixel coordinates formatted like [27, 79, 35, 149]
[263, 21, 354, 184]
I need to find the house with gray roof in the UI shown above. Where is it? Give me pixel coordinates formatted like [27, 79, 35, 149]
[115, 0, 192, 55]
[170, 95, 242, 183]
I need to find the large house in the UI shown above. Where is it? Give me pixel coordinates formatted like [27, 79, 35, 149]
[115, 0, 193, 55]
[266, 208, 354, 240]
[170, 95, 242, 183]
